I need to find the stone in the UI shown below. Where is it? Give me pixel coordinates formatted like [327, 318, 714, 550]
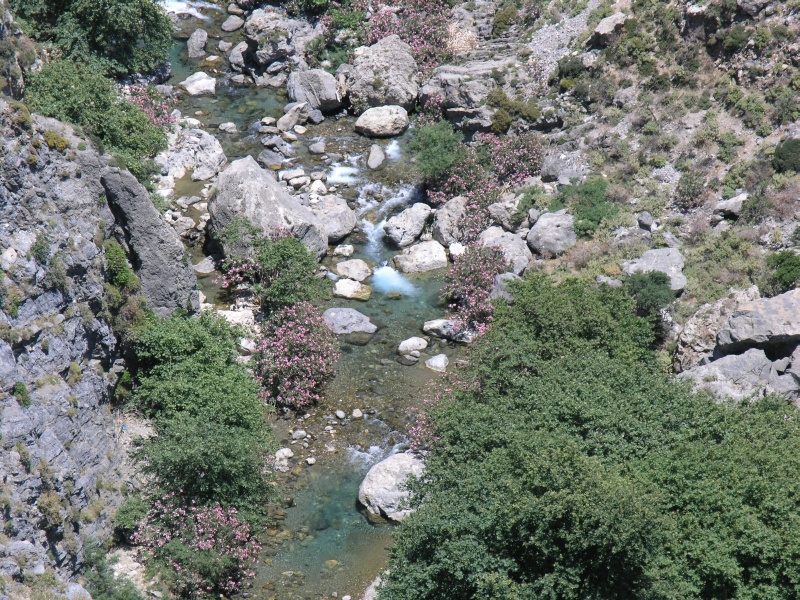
[221, 14, 245, 31]
[488, 194, 522, 231]
[257, 148, 285, 170]
[306, 457, 317, 465]
[219, 40, 233, 53]
[336, 410, 346, 419]
[358, 452, 425, 522]
[489, 272, 521, 303]
[393, 241, 448, 273]
[274, 447, 294, 472]
[217, 308, 256, 333]
[344, 35, 419, 112]
[335, 259, 372, 282]
[193, 256, 217, 275]
[622, 247, 686, 292]
[179, 72, 216, 96]
[287, 69, 343, 112]
[596, 275, 623, 288]
[309, 195, 357, 242]
[229, 41, 249, 71]
[101, 169, 199, 317]
[540, 151, 590, 185]
[352, 409, 363, 418]
[384, 203, 432, 248]
[677, 348, 795, 402]
[716, 289, 800, 355]
[613, 86, 637, 109]
[398, 336, 428, 354]
[292, 429, 307, 440]
[218, 122, 237, 133]
[431, 196, 468, 246]
[294, 125, 307, 134]
[673, 286, 761, 372]
[479, 226, 532, 275]
[277, 102, 308, 132]
[425, 354, 449, 372]
[187, 29, 208, 58]
[156, 128, 227, 182]
[449, 242, 466, 257]
[637, 211, 654, 230]
[714, 193, 747, 220]
[589, 12, 628, 47]
[421, 318, 477, 344]
[208, 156, 327, 257]
[354, 105, 410, 137]
[334, 244, 354, 257]
[334, 278, 372, 301]
[309, 141, 326, 154]
[323, 307, 378, 335]
[367, 144, 386, 170]
[363, 576, 382, 600]
[525, 211, 576, 258]
[310, 180, 327, 194]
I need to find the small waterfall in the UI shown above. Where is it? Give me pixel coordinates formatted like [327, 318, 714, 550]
[160, 0, 221, 19]
[385, 140, 401, 160]
[372, 266, 417, 296]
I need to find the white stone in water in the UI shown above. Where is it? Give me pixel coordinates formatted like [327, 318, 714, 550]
[425, 354, 449, 372]
[336, 410, 346, 419]
[334, 244, 354, 257]
[310, 180, 327, 194]
[398, 336, 428, 355]
[179, 72, 216, 96]
[306, 457, 317, 465]
[294, 125, 308, 134]
[218, 122, 237, 133]
[352, 409, 363, 418]
[275, 448, 294, 459]
[449, 242, 466, 257]
[292, 429, 307, 440]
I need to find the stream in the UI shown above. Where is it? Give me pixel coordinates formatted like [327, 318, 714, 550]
[160, 4, 457, 598]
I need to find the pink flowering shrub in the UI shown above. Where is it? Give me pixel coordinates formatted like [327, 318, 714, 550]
[427, 149, 490, 206]
[254, 302, 340, 409]
[477, 132, 544, 186]
[124, 85, 176, 129]
[416, 92, 445, 127]
[133, 495, 261, 599]
[440, 244, 508, 335]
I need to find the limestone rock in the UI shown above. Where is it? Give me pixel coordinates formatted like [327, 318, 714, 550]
[385, 203, 432, 248]
[277, 102, 308, 132]
[322, 308, 378, 335]
[589, 12, 628, 47]
[156, 128, 227, 182]
[622, 247, 686, 292]
[716, 289, 800, 354]
[479, 226, 531, 275]
[425, 354, 449, 372]
[335, 258, 372, 282]
[355, 105, 410, 138]
[208, 156, 327, 257]
[393, 241, 448, 273]
[431, 195, 468, 246]
[334, 278, 372, 301]
[179, 72, 216, 96]
[398, 336, 428, 354]
[344, 35, 419, 112]
[367, 144, 386, 170]
[714, 193, 747, 220]
[489, 272, 521, 303]
[540, 151, 590, 184]
[358, 452, 425, 522]
[287, 69, 343, 113]
[187, 29, 208, 58]
[526, 210, 577, 257]
[221, 15, 245, 31]
[309, 195, 357, 243]
[488, 194, 522, 231]
[101, 169, 199, 317]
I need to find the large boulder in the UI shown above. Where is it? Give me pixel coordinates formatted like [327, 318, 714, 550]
[335, 258, 372, 282]
[677, 348, 797, 402]
[243, 9, 294, 67]
[334, 278, 371, 301]
[287, 69, 343, 113]
[393, 241, 448, 273]
[431, 196, 468, 246]
[354, 106, 409, 138]
[187, 29, 208, 58]
[358, 452, 425, 522]
[716, 289, 800, 354]
[588, 12, 627, 47]
[101, 169, 199, 317]
[156, 128, 227, 182]
[322, 307, 377, 335]
[208, 156, 327, 257]
[673, 287, 761, 372]
[526, 210, 577, 257]
[622, 247, 686, 292]
[384, 203, 432, 248]
[343, 35, 419, 112]
[179, 72, 216, 96]
[478, 227, 531, 275]
[309, 195, 357, 243]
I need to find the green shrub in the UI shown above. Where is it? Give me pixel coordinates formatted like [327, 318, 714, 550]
[773, 139, 800, 174]
[722, 24, 749, 52]
[492, 5, 517, 37]
[560, 177, 617, 238]
[114, 496, 148, 542]
[30, 232, 50, 264]
[103, 240, 139, 291]
[625, 271, 676, 317]
[36, 491, 62, 529]
[764, 251, 800, 295]
[739, 194, 773, 224]
[26, 60, 167, 182]
[13, 382, 30, 407]
[490, 107, 512, 134]
[10, 0, 172, 75]
[43, 130, 70, 152]
[409, 120, 466, 180]
[46, 254, 69, 293]
[83, 541, 146, 600]
[674, 170, 705, 210]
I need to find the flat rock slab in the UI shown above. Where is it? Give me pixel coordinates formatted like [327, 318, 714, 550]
[334, 278, 372, 301]
[335, 258, 372, 282]
[322, 308, 378, 335]
[716, 288, 800, 354]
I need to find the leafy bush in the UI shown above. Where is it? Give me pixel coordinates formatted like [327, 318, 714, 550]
[13, 381, 30, 407]
[383, 274, 800, 600]
[254, 302, 340, 409]
[441, 245, 508, 335]
[480, 132, 544, 185]
[83, 541, 146, 600]
[764, 251, 800, 295]
[625, 271, 676, 317]
[773, 139, 800, 174]
[43, 130, 70, 151]
[674, 170, 705, 210]
[490, 107, 512, 134]
[26, 60, 168, 181]
[104, 240, 140, 291]
[217, 229, 329, 312]
[11, 0, 172, 75]
[492, 5, 517, 37]
[30, 232, 49, 264]
[409, 120, 466, 180]
[560, 177, 617, 238]
[113, 495, 148, 542]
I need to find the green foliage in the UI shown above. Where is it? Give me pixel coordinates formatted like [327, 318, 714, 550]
[103, 240, 139, 291]
[490, 107, 512, 134]
[43, 129, 70, 151]
[625, 271, 676, 317]
[114, 495, 148, 542]
[722, 24, 749, 52]
[10, 0, 172, 75]
[382, 274, 800, 600]
[83, 540, 146, 600]
[486, 87, 540, 121]
[764, 251, 800, 296]
[674, 170, 705, 210]
[492, 5, 517, 37]
[46, 254, 69, 293]
[13, 381, 30, 407]
[252, 236, 329, 311]
[773, 139, 800, 174]
[560, 177, 617, 238]
[30, 232, 50, 263]
[25, 60, 167, 182]
[409, 120, 466, 180]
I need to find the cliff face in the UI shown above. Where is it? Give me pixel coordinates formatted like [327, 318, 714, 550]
[0, 90, 200, 595]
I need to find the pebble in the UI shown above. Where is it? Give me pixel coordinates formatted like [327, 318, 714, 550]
[291, 429, 307, 440]
[294, 125, 308, 134]
[352, 409, 363, 418]
[282, 131, 298, 142]
[306, 457, 316, 465]
[335, 410, 346, 419]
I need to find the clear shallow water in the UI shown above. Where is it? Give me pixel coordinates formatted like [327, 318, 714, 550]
[164, 20, 455, 597]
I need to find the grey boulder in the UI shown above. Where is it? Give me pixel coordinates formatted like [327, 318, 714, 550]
[187, 29, 208, 58]
[156, 128, 227, 181]
[309, 195, 357, 243]
[716, 289, 800, 354]
[431, 195, 468, 246]
[322, 307, 377, 335]
[393, 241, 448, 273]
[344, 35, 419, 112]
[354, 105, 409, 138]
[208, 156, 327, 257]
[622, 247, 686, 292]
[526, 210, 577, 257]
[287, 69, 343, 113]
[358, 452, 425, 522]
[479, 226, 530, 275]
[102, 168, 199, 317]
[384, 203, 432, 248]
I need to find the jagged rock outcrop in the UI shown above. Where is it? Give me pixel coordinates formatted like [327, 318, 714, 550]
[155, 127, 227, 183]
[102, 168, 200, 317]
[208, 156, 327, 257]
[715, 289, 800, 355]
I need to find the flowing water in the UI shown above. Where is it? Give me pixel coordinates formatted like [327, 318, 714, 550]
[162, 5, 455, 597]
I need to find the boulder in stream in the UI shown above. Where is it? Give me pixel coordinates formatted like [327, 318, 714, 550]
[322, 308, 378, 335]
[179, 72, 216, 96]
[358, 452, 425, 522]
[393, 241, 448, 273]
[354, 106, 410, 138]
[287, 69, 343, 113]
